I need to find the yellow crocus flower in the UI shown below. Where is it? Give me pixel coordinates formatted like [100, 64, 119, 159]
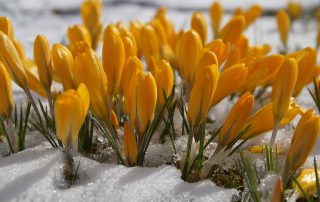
[209, 2, 224, 38]
[140, 24, 160, 62]
[151, 18, 167, 44]
[288, 1, 302, 20]
[129, 21, 143, 57]
[218, 92, 254, 147]
[67, 24, 92, 47]
[154, 60, 174, 105]
[120, 30, 137, 62]
[244, 4, 263, 28]
[102, 25, 125, 95]
[13, 39, 25, 60]
[0, 32, 28, 89]
[294, 169, 320, 196]
[188, 65, 218, 126]
[223, 48, 240, 70]
[0, 17, 14, 41]
[34, 34, 53, 91]
[51, 44, 76, 90]
[55, 83, 90, 146]
[194, 50, 218, 81]
[276, 10, 290, 48]
[0, 61, 13, 118]
[234, 7, 244, 16]
[123, 121, 137, 166]
[191, 12, 207, 44]
[204, 39, 229, 66]
[219, 15, 246, 45]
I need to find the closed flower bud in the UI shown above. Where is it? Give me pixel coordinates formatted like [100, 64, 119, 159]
[244, 4, 263, 28]
[0, 62, 14, 118]
[219, 15, 246, 45]
[123, 121, 137, 166]
[74, 47, 109, 122]
[191, 12, 207, 44]
[294, 168, 320, 196]
[276, 10, 290, 48]
[195, 50, 219, 81]
[129, 21, 143, 57]
[102, 25, 125, 95]
[204, 39, 229, 66]
[210, 2, 224, 38]
[154, 60, 174, 105]
[34, 34, 53, 90]
[285, 109, 320, 172]
[67, 24, 92, 47]
[13, 39, 25, 60]
[0, 32, 28, 89]
[55, 84, 90, 146]
[218, 92, 254, 147]
[188, 65, 218, 126]
[140, 24, 160, 59]
[52, 44, 76, 90]
[211, 63, 248, 107]
[129, 72, 157, 134]
[151, 18, 167, 44]
[120, 30, 137, 61]
[288, 2, 302, 20]
[0, 17, 14, 41]
[271, 176, 283, 202]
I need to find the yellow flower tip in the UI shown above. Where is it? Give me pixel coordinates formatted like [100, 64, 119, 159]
[0, 31, 28, 89]
[67, 24, 92, 47]
[0, 16, 14, 41]
[54, 84, 90, 146]
[140, 24, 160, 59]
[102, 24, 125, 95]
[204, 39, 229, 66]
[219, 15, 246, 45]
[123, 121, 137, 166]
[195, 50, 218, 81]
[288, 1, 303, 20]
[120, 30, 137, 61]
[74, 47, 109, 122]
[70, 41, 91, 58]
[211, 63, 248, 107]
[233, 7, 244, 16]
[210, 2, 224, 37]
[116, 21, 128, 33]
[294, 169, 320, 196]
[191, 12, 207, 44]
[276, 10, 290, 47]
[271, 176, 283, 202]
[111, 110, 119, 129]
[244, 4, 263, 28]
[218, 92, 254, 147]
[154, 59, 174, 105]
[0, 61, 14, 118]
[129, 21, 143, 57]
[121, 56, 143, 97]
[129, 71, 157, 135]
[272, 57, 298, 123]
[188, 65, 218, 126]
[13, 38, 25, 61]
[177, 30, 202, 82]
[151, 18, 167, 44]
[286, 109, 320, 172]
[34, 34, 53, 90]
[51, 44, 75, 90]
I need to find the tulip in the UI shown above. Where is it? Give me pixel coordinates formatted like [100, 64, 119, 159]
[191, 12, 207, 44]
[154, 60, 174, 105]
[188, 65, 218, 126]
[219, 15, 246, 45]
[129, 71, 157, 135]
[204, 39, 229, 66]
[0, 16, 14, 41]
[67, 24, 92, 47]
[294, 169, 320, 196]
[55, 84, 90, 146]
[288, 2, 302, 20]
[177, 30, 202, 82]
[51, 44, 76, 90]
[74, 47, 110, 122]
[271, 176, 283, 202]
[102, 25, 125, 95]
[0, 61, 13, 118]
[285, 109, 320, 172]
[120, 30, 137, 61]
[13, 39, 25, 60]
[0, 32, 28, 89]
[123, 121, 137, 166]
[34, 34, 53, 91]
[211, 63, 248, 107]
[244, 4, 263, 28]
[209, 2, 224, 38]
[241, 99, 302, 139]
[276, 10, 290, 49]
[271, 57, 298, 146]
[218, 92, 254, 148]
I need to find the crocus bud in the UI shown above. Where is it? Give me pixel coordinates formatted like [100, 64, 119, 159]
[218, 92, 254, 147]
[151, 18, 167, 44]
[129, 72, 157, 135]
[34, 34, 53, 91]
[276, 10, 290, 48]
[219, 15, 246, 45]
[123, 121, 137, 166]
[120, 30, 137, 61]
[194, 50, 218, 81]
[211, 63, 248, 107]
[209, 2, 224, 38]
[294, 168, 320, 196]
[244, 4, 263, 28]
[271, 176, 283, 202]
[102, 25, 125, 95]
[204, 39, 229, 66]
[52, 44, 76, 90]
[67, 24, 92, 47]
[234, 7, 244, 16]
[154, 60, 174, 105]
[140, 24, 160, 59]
[74, 47, 109, 122]
[0, 32, 28, 89]
[288, 1, 302, 20]
[191, 12, 207, 44]
[188, 65, 218, 126]
[130, 21, 143, 57]
[0, 62, 13, 118]
[272, 57, 298, 124]
[285, 109, 320, 172]
[55, 84, 90, 146]
[0, 17, 14, 41]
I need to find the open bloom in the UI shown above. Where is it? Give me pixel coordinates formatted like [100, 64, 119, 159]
[191, 12, 207, 44]
[0, 17, 14, 41]
[0, 61, 13, 118]
[276, 10, 290, 48]
[55, 84, 90, 146]
[209, 2, 223, 38]
[218, 92, 254, 147]
[123, 121, 137, 166]
[219, 15, 246, 45]
[188, 65, 218, 126]
[154, 60, 174, 105]
[34, 34, 53, 91]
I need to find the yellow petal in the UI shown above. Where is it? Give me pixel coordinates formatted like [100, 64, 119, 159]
[294, 169, 320, 196]
[0, 17, 14, 41]
[210, 2, 224, 37]
[219, 15, 246, 45]
[244, 4, 263, 28]
[204, 39, 229, 67]
[67, 24, 92, 47]
[195, 50, 218, 81]
[288, 2, 302, 19]
[140, 24, 160, 59]
[13, 39, 25, 61]
[120, 30, 137, 61]
[0, 61, 13, 118]
[123, 121, 137, 166]
[154, 60, 174, 105]
[276, 10, 290, 47]
[191, 12, 207, 44]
